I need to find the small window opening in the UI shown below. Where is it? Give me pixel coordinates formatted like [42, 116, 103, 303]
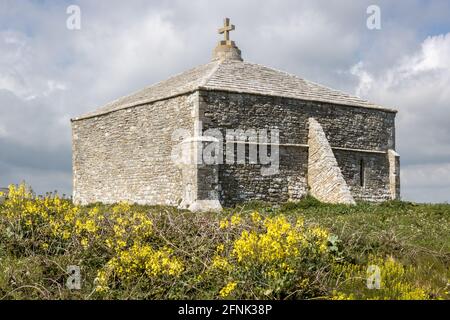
[359, 159, 365, 187]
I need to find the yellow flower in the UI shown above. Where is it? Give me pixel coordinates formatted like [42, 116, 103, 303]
[211, 255, 231, 271]
[230, 214, 242, 226]
[116, 240, 127, 249]
[232, 230, 258, 262]
[84, 219, 97, 233]
[88, 207, 99, 217]
[219, 281, 237, 297]
[81, 238, 89, 248]
[62, 230, 71, 240]
[331, 256, 432, 300]
[296, 217, 304, 228]
[219, 219, 229, 229]
[95, 270, 110, 293]
[97, 243, 184, 285]
[250, 211, 261, 223]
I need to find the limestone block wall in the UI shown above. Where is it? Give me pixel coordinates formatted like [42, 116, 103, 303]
[200, 90, 397, 206]
[218, 147, 308, 206]
[307, 118, 355, 204]
[200, 91, 395, 150]
[177, 137, 222, 212]
[72, 93, 196, 205]
[388, 149, 401, 200]
[72, 88, 398, 208]
[334, 150, 392, 201]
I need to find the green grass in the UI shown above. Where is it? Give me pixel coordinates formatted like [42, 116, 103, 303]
[0, 196, 449, 300]
[235, 199, 450, 299]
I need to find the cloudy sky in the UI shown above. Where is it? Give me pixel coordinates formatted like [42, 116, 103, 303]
[0, 0, 449, 202]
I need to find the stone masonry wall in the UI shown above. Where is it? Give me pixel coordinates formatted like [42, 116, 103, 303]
[388, 149, 401, 200]
[308, 118, 355, 204]
[217, 146, 308, 206]
[334, 150, 391, 201]
[72, 93, 195, 205]
[73, 88, 397, 208]
[200, 90, 397, 206]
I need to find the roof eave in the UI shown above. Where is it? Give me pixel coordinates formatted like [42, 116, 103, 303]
[71, 87, 397, 122]
[197, 87, 398, 114]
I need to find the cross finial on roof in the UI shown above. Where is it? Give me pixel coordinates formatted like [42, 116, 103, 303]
[218, 18, 235, 45]
[212, 18, 242, 61]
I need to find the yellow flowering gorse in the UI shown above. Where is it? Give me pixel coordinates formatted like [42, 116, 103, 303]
[0, 183, 184, 294]
[210, 213, 333, 298]
[0, 183, 441, 300]
[332, 256, 430, 300]
[219, 281, 237, 297]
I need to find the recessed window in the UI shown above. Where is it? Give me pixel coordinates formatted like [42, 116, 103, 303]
[360, 159, 365, 187]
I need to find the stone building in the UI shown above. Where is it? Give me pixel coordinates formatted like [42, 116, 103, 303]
[71, 19, 400, 211]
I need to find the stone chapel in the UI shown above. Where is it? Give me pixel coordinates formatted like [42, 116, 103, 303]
[71, 18, 400, 211]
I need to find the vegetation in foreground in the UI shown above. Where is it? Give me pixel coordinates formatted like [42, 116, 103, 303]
[0, 184, 449, 300]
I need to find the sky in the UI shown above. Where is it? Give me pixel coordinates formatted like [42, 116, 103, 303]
[0, 0, 449, 203]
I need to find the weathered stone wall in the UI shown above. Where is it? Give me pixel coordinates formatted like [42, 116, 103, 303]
[217, 146, 308, 206]
[388, 149, 401, 200]
[72, 93, 196, 205]
[200, 90, 397, 205]
[308, 118, 355, 204]
[200, 91, 395, 150]
[72, 88, 398, 208]
[334, 150, 391, 201]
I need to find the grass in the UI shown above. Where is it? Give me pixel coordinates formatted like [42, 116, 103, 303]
[0, 189, 449, 300]
[254, 198, 450, 299]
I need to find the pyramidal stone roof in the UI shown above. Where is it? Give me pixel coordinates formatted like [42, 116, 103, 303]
[73, 20, 395, 121]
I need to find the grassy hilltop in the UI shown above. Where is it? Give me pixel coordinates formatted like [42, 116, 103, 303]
[0, 184, 449, 300]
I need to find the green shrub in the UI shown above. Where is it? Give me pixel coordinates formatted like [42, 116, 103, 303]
[0, 183, 448, 300]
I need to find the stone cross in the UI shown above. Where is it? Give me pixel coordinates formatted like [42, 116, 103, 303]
[218, 18, 235, 44]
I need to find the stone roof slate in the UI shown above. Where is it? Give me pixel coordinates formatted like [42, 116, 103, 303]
[73, 59, 395, 121]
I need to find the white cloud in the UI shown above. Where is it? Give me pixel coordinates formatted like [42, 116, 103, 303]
[349, 32, 450, 202]
[410, 33, 450, 72]
[350, 62, 374, 97]
[351, 33, 450, 97]
[0, 0, 449, 202]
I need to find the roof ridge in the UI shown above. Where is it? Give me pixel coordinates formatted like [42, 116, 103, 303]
[103, 61, 218, 108]
[199, 60, 222, 87]
[73, 61, 220, 121]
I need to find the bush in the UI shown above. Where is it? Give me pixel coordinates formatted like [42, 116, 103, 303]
[204, 213, 333, 299]
[0, 183, 448, 300]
